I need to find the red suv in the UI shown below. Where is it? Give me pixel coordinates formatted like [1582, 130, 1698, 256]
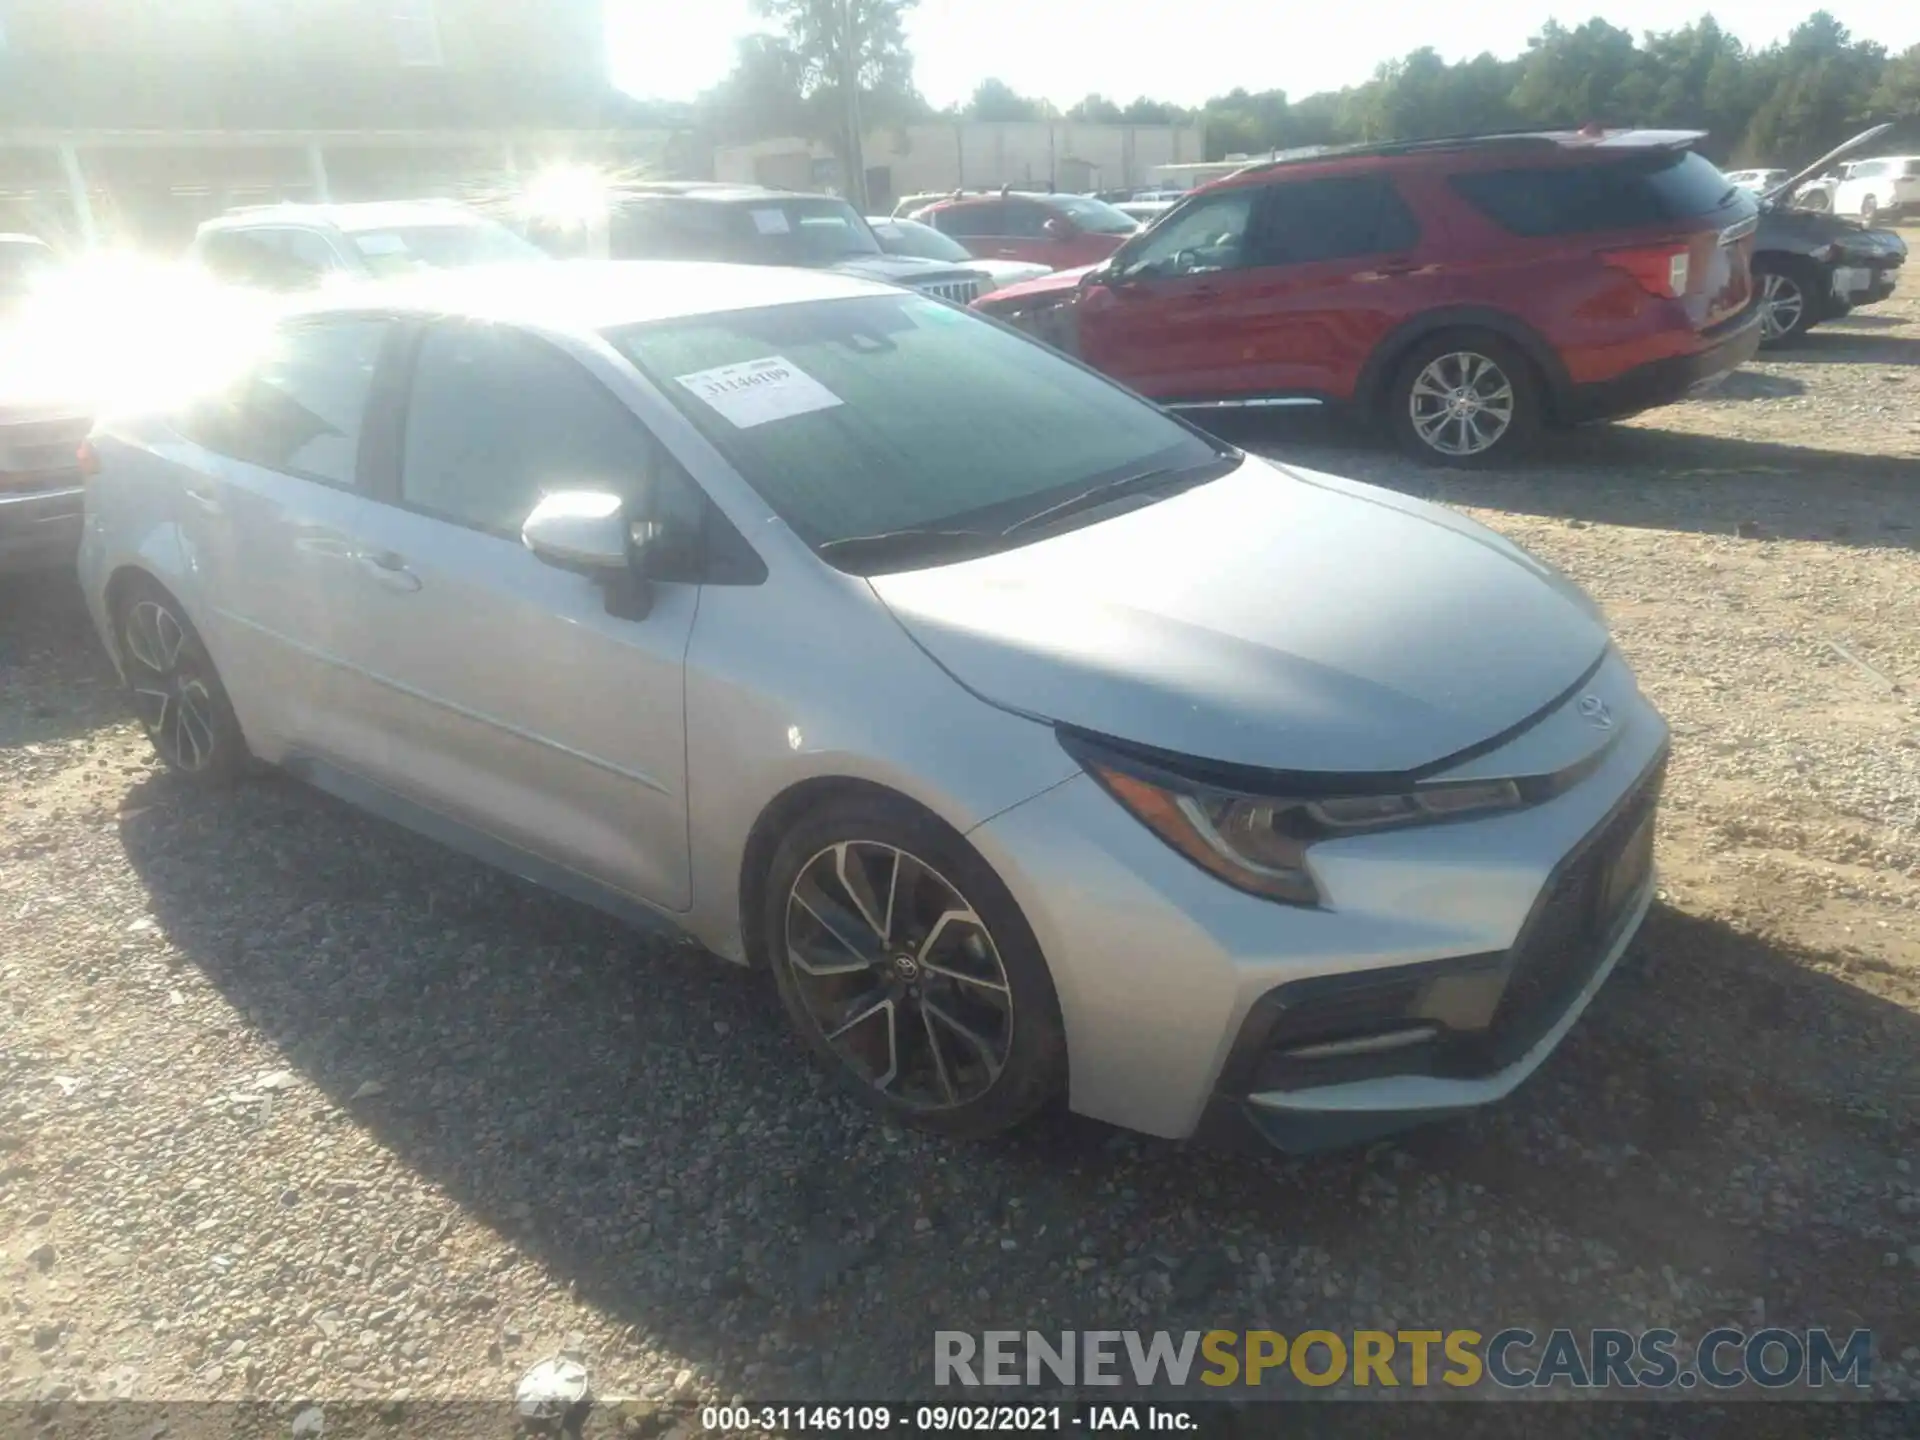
[910, 191, 1141, 270]
[974, 131, 1763, 465]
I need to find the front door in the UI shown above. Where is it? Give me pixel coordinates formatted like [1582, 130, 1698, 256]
[327, 321, 699, 910]
[1076, 185, 1269, 400]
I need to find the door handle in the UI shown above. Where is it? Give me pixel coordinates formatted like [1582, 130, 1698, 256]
[355, 550, 422, 592]
[1359, 261, 1422, 281]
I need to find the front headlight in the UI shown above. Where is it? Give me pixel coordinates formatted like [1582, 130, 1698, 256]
[1079, 747, 1523, 907]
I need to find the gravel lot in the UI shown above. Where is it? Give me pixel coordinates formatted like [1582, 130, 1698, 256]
[4, 260, 1918, 1421]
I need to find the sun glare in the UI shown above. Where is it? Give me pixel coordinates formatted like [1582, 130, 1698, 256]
[1, 250, 276, 420]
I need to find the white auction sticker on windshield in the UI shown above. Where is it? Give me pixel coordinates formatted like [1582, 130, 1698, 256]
[674, 356, 844, 429]
[749, 208, 791, 235]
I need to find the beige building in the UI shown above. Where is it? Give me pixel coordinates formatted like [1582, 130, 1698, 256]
[717, 121, 1205, 208]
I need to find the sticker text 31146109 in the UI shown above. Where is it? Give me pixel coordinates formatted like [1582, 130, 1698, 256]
[674, 356, 844, 429]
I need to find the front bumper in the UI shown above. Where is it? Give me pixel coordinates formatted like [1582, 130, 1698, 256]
[969, 648, 1670, 1147]
[1198, 748, 1662, 1153]
[0, 484, 85, 574]
[1830, 256, 1903, 308]
[1560, 304, 1763, 424]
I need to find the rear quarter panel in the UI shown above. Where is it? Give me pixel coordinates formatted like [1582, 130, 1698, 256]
[1402, 170, 1731, 388]
[77, 422, 198, 677]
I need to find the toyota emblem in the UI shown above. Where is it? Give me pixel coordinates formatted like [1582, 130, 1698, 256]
[1578, 695, 1614, 730]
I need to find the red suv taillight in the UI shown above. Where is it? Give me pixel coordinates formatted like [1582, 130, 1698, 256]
[76, 439, 101, 479]
[1599, 243, 1691, 299]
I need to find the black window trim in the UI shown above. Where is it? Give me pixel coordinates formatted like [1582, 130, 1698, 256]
[372, 315, 767, 586]
[172, 309, 403, 495]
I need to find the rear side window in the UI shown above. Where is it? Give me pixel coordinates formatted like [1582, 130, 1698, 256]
[1450, 151, 1744, 237]
[1254, 176, 1421, 263]
[184, 320, 387, 487]
[932, 203, 1005, 238]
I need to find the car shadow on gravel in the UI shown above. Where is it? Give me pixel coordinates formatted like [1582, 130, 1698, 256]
[1218, 413, 1920, 550]
[113, 766, 1920, 1398]
[0, 570, 123, 750]
[1771, 330, 1920, 367]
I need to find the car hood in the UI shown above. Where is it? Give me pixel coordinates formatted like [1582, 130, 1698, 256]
[971, 258, 1053, 289]
[869, 457, 1611, 775]
[827, 254, 987, 287]
[1763, 123, 1894, 204]
[973, 264, 1097, 308]
[1759, 205, 1906, 256]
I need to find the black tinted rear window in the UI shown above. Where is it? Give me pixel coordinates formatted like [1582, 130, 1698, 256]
[1450, 151, 1746, 237]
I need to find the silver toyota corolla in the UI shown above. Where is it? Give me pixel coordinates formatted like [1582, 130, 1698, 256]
[78, 262, 1668, 1151]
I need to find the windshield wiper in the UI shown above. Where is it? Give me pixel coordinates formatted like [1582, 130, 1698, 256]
[1001, 456, 1236, 538]
[815, 526, 1000, 568]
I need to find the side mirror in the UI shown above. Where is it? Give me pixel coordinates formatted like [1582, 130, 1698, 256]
[1042, 216, 1075, 241]
[523, 490, 654, 619]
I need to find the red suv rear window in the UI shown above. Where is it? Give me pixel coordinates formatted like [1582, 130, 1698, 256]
[1449, 151, 1749, 237]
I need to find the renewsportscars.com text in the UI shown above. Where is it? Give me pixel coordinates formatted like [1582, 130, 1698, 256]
[934, 1328, 1873, 1391]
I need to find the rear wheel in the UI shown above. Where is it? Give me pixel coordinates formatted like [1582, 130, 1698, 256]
[1753, 257, 1817, 346]
[1386, 332, 1542, 468]
[763, 794, 1065, 1138]
[114, 581, 249, 783]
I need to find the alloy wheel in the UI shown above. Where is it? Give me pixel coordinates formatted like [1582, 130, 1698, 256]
[1757, 272, 1806, 341]
[783, 840, 1013, 1110]
[1408, 351, 1516, 458]
[122, 599, 218, 773]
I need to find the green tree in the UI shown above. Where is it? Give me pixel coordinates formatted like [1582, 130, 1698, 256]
[1740, 12, 1886, 163]
[752, 0, 923, 207]
[1870, 42, 1920, 116]
[1509, 19, 1642, 125]
[1066, 93, 1125, 124]
[967, 78, 1045, 122]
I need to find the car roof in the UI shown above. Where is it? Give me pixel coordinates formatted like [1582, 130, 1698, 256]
[199, 201, 488, 234]
[283, 259, 890, 332]
[1203, 127, 1710, 189]
[607, 182, 828, 205]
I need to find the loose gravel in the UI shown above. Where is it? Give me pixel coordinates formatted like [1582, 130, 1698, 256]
[3, 266, 1917, 1421]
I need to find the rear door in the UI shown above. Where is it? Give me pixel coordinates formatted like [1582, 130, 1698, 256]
[323, 320, 699, 910]
[165, 315, 395, 754]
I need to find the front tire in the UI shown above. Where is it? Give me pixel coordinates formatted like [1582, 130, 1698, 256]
[114, 581, 249, 783]
[1753, 257, 1818, 346]
[1386, 332, 1542, 468]
[762, 794, 1065, 1138]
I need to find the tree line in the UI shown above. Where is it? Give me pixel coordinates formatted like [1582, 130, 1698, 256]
[703, 5, 1920, 172]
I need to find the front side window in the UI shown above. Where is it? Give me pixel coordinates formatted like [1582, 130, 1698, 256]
[184, 319, 387, 487]
[400, 324, 661, 536]
[282, 229, 346, 279]
[998, 201, 1051, 239]
[610, 293, 1224, 572]
[1113, 189, 1259, 279]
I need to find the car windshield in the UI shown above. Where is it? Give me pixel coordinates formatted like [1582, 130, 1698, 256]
[609, 292, 1223, 572]
[738, 198, 882, 263]
[346, 220, 546, 276]
[871, 219, 973, 264]
[1046, 195, 1141, 235]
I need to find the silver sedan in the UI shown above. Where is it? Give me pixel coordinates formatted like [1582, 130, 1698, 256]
[78, 262, 1668, 1151]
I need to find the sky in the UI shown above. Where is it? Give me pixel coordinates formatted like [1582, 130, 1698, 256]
[607, 0, 1920, 110]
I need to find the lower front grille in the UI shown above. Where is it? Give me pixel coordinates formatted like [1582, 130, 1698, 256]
[1225, 748, 1668, 1098]
[917, 278, 981, 306]
[1470, 754, 1666, 1071]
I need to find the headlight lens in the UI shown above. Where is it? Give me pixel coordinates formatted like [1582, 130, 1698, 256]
[1087, 760, 1523, 907]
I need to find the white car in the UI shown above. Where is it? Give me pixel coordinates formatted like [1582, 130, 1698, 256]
[866, 217, 1049, 294]
[1825, 157, 1920, 224]
[1724, 168, 1790, 194]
